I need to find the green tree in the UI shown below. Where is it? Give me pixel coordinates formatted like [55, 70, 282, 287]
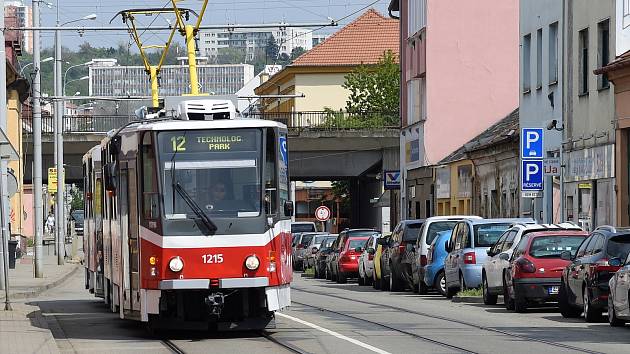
[342, 50, 400, 121]
[216, 47, 246, 64]
[290, 46, 306, 60]
[265, 35, 279, 61]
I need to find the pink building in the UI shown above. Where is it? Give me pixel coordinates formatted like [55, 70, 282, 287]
[389, 0, 519, 219]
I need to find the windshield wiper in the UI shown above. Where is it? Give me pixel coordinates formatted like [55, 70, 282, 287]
[174, 182, 218, 235]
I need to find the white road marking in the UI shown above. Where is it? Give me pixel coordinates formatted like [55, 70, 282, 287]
[275, 312, 393, 354]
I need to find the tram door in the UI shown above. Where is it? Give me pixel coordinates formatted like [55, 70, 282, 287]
[119, 164, 131, 312]
[128, 164, 141, 312]
[120, 162, 141, 314]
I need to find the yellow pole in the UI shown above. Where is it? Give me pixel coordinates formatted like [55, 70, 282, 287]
[150, 65, 159, 107]
[185, 24, 200, 95]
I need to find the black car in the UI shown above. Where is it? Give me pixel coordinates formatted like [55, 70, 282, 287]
[69, 210, 84, 236]
[559, 226, 630, 322]
[379, 219, 424, 291]
[314, 236, 337, 279]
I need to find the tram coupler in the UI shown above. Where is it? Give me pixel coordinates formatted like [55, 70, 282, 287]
[204, 293, 225, 315]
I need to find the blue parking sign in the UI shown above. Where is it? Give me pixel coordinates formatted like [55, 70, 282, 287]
[522, 160, 543, 191]
[521, 128, 544, 159]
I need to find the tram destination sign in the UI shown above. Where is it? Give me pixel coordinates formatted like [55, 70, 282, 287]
[160, 130, 259, 153]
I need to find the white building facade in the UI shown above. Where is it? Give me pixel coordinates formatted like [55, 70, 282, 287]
[198, 27, 313, 60]
[5, 1, 32, 53]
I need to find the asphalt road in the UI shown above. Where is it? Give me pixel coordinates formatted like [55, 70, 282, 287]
[19, 271, 630, 354]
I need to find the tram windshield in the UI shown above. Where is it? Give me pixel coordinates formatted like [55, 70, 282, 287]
[158, 129, 263, 219]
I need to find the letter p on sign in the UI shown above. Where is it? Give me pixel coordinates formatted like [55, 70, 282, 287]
[521, 128, 544, 159]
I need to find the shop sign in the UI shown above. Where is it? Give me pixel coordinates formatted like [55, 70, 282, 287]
[565, 145, 614, 181]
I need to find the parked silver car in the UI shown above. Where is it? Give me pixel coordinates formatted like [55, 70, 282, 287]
[444, 218, 534, 298]
[304, 234, 333, 269]
[358, 234, 379, 286]
[292, 232, 325, 270]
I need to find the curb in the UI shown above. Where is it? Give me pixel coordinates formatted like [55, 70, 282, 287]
[452, 295, 484, 303]
[0, 264, 80, 301]
[300, 273, 314, 278]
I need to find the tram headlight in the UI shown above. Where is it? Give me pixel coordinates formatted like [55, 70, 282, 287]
[168, 256, 184, 272]
[244, 255, 260, 271]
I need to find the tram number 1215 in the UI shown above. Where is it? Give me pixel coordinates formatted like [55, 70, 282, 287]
[202, 254, 224, 264]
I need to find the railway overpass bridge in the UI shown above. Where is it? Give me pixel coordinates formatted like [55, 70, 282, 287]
[22, 112, 399, 228]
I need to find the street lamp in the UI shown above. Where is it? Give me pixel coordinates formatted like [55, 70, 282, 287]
[53, 6, 97, 265]
[63, 61, 92, 95]
[63, 75, 89, 96]
[19, 56, 53, 76]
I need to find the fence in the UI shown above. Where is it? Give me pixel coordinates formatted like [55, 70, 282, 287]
[244, 111, 399, 129]
[22, 115, 135, 134]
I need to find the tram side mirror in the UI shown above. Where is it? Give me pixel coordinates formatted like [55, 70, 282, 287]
[284, 201, 294, 217]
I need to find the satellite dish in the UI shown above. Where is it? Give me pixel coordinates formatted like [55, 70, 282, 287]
[7, 169, 18, 198]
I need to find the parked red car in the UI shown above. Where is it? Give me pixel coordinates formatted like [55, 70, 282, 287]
[329, 230, 374, 283]
[504, 230, 589, 312]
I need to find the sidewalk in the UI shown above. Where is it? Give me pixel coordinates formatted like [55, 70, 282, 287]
[0, 252, 80, 354]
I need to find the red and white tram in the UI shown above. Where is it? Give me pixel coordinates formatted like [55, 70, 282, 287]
[82, 98, 293, 330]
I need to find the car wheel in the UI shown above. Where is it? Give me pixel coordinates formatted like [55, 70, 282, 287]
[445, 285, 457, 299]
[583, 287, 602, 323]
[608, 296, 626, 327]
[358, 271, 365, 286]
[366, 271, 373, 286]
[482, 275, 498, 305]
[513, 290, 527, 313]
[434, 271, 447, 297]
[418, 278, 428, 295]
[389, 265, 403, 292]
[325, 267, 331, 280]
[380, 270, 390, 291]
[373, 271, 380, 290]
[559, 281, 581, 318]
[503, 279, 515, 311]
[337, 271, 347, 284]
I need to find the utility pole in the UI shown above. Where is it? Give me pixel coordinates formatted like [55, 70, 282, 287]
[54, 0, 64, 265]
[33, 0, 44, 277]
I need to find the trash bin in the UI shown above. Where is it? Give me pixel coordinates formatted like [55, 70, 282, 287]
[8, 240, 17, 269]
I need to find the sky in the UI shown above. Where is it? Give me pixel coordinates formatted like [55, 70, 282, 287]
[32, 0, 391, 50]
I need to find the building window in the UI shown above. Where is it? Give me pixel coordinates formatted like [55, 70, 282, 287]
[578, 28, 589, 95]
[625, 0, 630, 27]
[597, 19, 610, 90]
[536, 28, 543, 89]
[522, 34, 531, 92]
[548, 22, 558, 84]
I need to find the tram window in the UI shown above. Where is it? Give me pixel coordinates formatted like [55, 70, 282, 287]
[278, 132, 289, 217]
[141, 133, 160, 223]
[265, 129, 277, 215]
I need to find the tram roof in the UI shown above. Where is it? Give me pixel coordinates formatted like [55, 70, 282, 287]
[121, 118, 287, 133]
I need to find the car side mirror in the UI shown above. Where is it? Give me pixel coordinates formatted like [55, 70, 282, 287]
[366, 247, 375, 255]
[487, 249, 494, 256]
[560, 250, 572, 261]
[498, 253, 509, 261]
[444, 242, 452, 253]
[609, 257, 623, 267]
[284, 201, 294, 217]
[312, 247, 319, 254]
[354, 246, 363, 252]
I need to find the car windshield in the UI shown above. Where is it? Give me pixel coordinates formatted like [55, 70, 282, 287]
[72, 211, 84, 223]
[348, 230, 379, 238]
[348, 238, 368, 250]
[292, 224, 316, 233]
[607, 236, 630, 259]
[313, 235, 329, 244]
[403, 223, 423, 242]
[159, 129, 262, 219]
[426, 221, 458, 245]
[474, 223, 512, 247]
[300, 234, 315, 246]
[529, 236, 586, 258]
[320, 237, 336, 249]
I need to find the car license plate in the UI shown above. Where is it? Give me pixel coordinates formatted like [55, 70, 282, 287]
[548, 286, 559, 295]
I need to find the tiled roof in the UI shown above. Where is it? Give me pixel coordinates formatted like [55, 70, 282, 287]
[594, 49, 630, 74]
[291, 9, 399, 67]
[438, 109, 519, 164]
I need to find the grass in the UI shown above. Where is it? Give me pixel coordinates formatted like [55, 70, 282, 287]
[303, 267, 315, 276]
[456, 288, 482, 297]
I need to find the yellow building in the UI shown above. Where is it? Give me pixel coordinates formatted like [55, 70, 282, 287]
[254, 9, 399, 115]
[434, 149, 474, 216]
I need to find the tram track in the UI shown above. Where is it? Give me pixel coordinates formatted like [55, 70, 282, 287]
[292, 300, 477, 354]
[161, 339, 186, 354]
[160, 332, 309, 354]
[292, 286, 606, 354]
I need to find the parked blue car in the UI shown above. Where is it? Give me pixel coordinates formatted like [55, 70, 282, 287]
[423, 230, 451, 297]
